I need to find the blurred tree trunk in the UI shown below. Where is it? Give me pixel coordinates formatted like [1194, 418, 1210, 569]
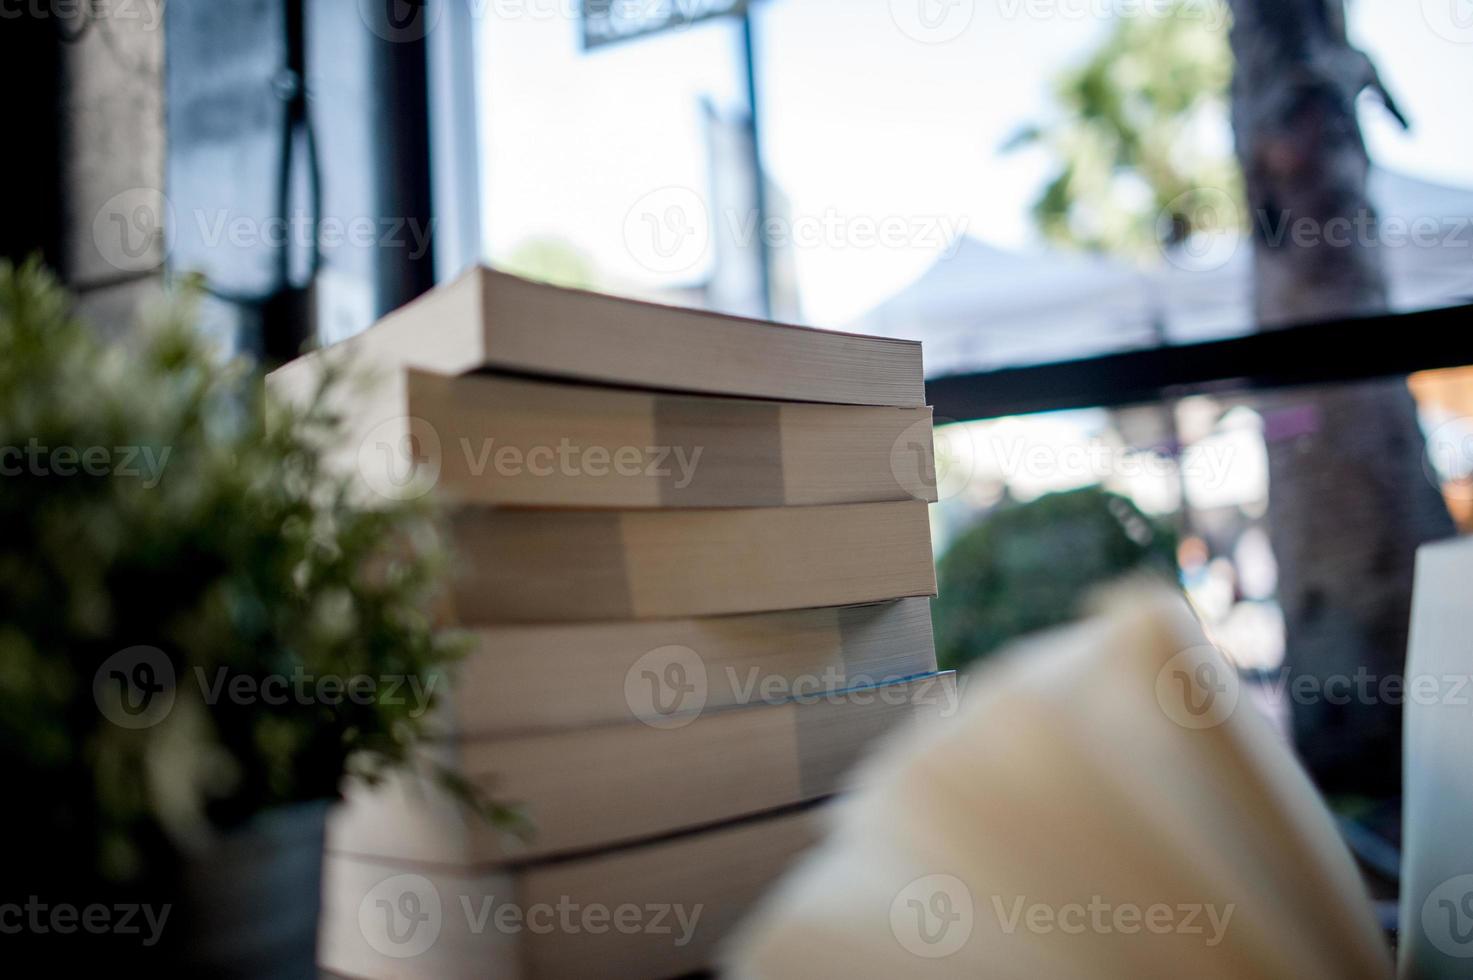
[1228, 0, 1455, 795]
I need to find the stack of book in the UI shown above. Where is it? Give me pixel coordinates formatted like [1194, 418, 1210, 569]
[269, 268, 952, 978]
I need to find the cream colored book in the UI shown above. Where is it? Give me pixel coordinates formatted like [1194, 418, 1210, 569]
[449, 598, 938, 735]
[321, 804, 825, 980]
[726, 585, 1392, 980]
[331, 673, 956, 865]
[320, 369, 937, 508]
[269, 265, 924, 409]
[447, 500, 936, 623]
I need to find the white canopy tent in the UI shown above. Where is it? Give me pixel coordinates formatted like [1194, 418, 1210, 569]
[856, 169, 1473, 379]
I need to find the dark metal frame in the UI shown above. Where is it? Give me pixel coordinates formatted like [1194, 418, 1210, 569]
[365, 1, 437, 317]
[927, 301, 1473, 421]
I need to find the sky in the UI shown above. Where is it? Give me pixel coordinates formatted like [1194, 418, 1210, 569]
[474, 0, 1473, 327]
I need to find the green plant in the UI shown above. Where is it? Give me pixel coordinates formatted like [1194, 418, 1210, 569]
[501, 236, 600, 290]
[0, 259, 503, 881]
[932, 487, 1179, 670]
[1003, 0, 1240, 259]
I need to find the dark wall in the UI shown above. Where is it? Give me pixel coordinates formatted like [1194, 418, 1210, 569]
[2, 14, 65, 269]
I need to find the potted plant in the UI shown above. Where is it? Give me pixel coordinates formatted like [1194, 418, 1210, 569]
[931, 486, 1179, 670]
[0, 260, 502, 975]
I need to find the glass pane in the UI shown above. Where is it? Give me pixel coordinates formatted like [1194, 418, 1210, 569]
[475, 1, 1473, 373]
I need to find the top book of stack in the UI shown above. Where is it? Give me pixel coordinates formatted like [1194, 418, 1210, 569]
[269, 265, 926, 408]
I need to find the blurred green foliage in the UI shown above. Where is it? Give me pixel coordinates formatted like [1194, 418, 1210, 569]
[1003, 0, 1241, 258]
[501, 236, 600, 290]
[0, 260, 504, 881]
[932, 487, 1179, 670]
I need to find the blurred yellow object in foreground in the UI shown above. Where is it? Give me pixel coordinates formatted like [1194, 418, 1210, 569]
[725, 584, 1391, 980]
